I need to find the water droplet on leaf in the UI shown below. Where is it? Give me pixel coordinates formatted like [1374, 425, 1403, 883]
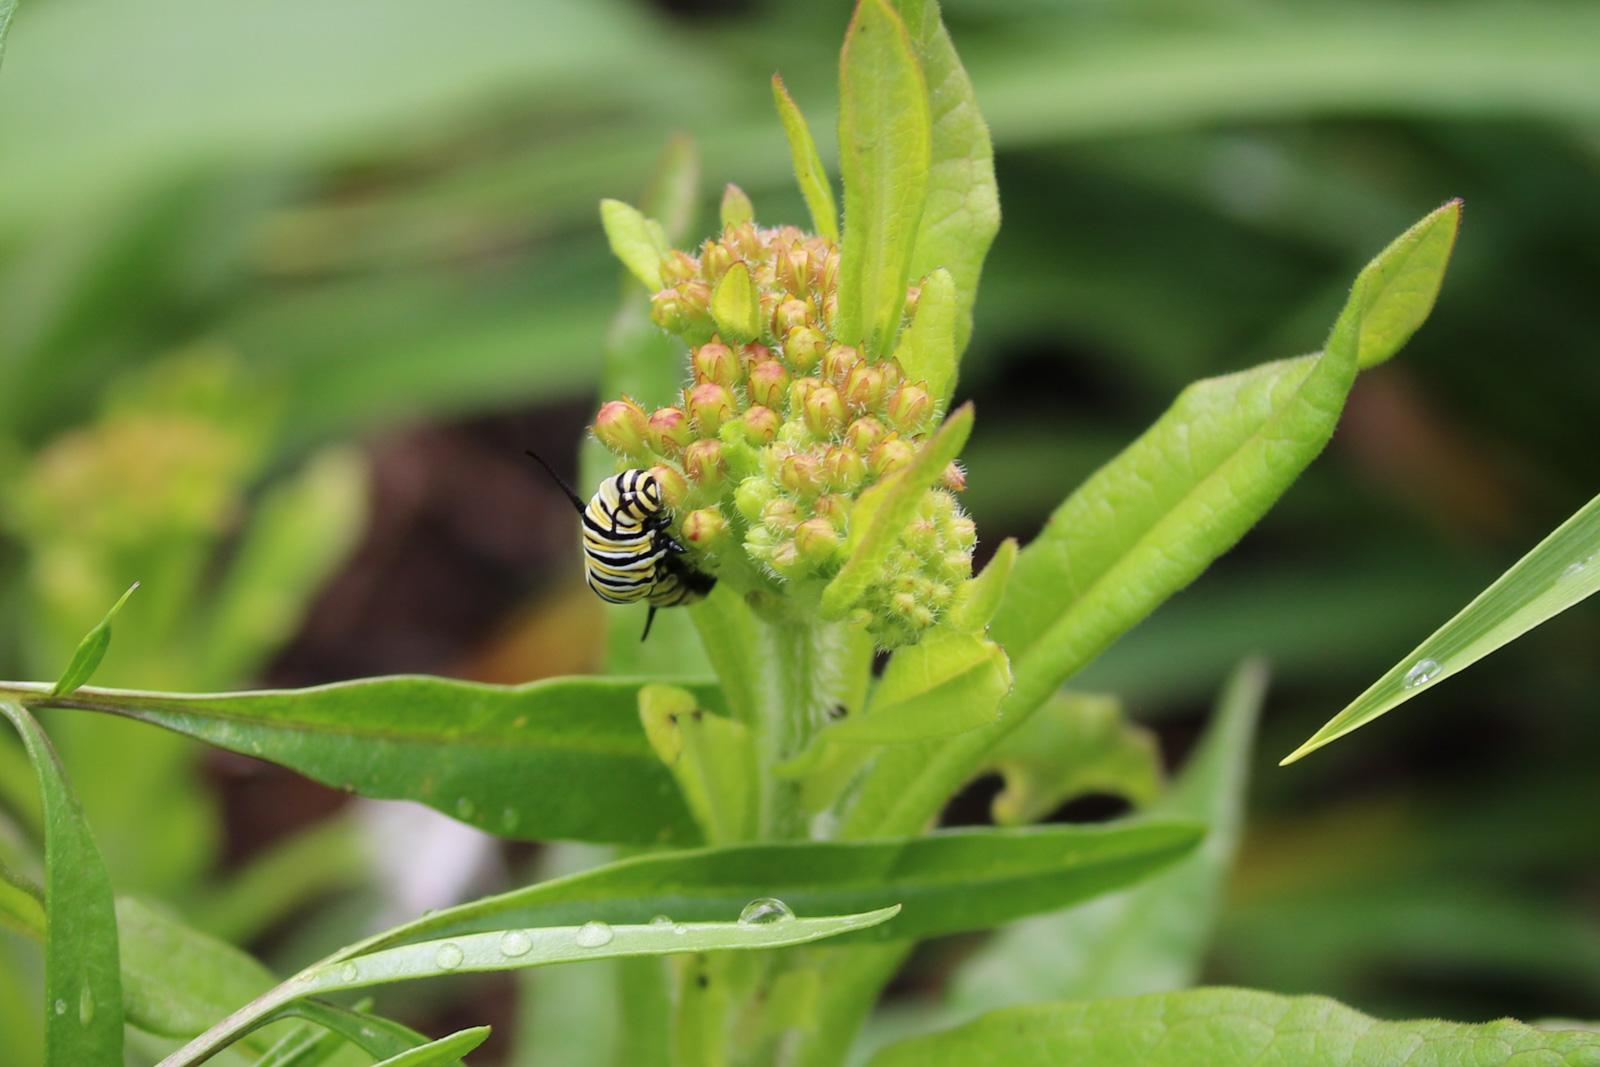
[53, 999, 66, 1016]
[575, 921, 614, 948]
[435, 942, 465, 970]
[1402, 658, 1441, 689]
[78, 985, 94, 1025]
[650, 914, 674, 926]
[500, 930, 532, 958]
[738, 897, 795, 925]
[339, 963, 359, 983]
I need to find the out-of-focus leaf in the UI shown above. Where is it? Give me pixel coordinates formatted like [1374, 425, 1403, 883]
[48, 581, 137, 697]
[341, 820, 1200, 953]
[821, 404, 973, 619]
[600, 198, 666, 291]
[949, 660, 1264, 1016]
[894, 0, 999, 359]
[0, 0, 17, 71]
[710, 261, 759, 343]
[1285, 489, 1600, 763]
[0, 700, 122, 1066]
[836, 0, 931, 358]
[772, 74, 839, 243]
[866, 988, 1600, 1067]
[278, 1000, 441, 1063]
[369, 1028, 490, 1067]
[117, 896, 274, 1041]
[6, 676, 718, 845]
[719, 183, 753, 229]
[638, 684, 757, 845]
[826, 631, 1009, 744]
[894, 267, 956, 404]
[190, 814, 370, 945]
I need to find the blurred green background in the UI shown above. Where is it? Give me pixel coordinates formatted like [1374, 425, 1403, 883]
[1, 0, 1598, 1062]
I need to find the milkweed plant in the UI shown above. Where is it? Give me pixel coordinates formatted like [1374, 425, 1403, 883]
[3, 2, 1599, 1066]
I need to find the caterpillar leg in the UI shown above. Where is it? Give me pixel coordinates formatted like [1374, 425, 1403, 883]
[641, 605, 659, 643]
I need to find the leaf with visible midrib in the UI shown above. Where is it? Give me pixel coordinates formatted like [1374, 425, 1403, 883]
[9, 675, 718, 846]
[866, 987, 1600, 1066]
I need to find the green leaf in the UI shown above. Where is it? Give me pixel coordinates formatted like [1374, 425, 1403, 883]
[1285, 489, 1600, 764]
[982, 693, 1161, 828]
[949, 537, 1016, 634]
[866, 988, 1600, 1067]
[826, 631, 1009, 745]
[48, 581, 138, 697]
[599, 198, 667, 292]
[950, 660, 1265, 1014]
[339, 820, 1201, 953]
[710, 261, 760, 343]
[821, 403, 973, 619]
[719, 183, 753, 229]
[117, 896, 275, 1040]
[638, 684, 758, 844]
[277, 1000, 444, 1064]
[1343, 197, 1462, 369]
[836, 0, 932, 357]
[894, 267, 956, 405]
[0, 0, 16, 72]
[0, 700, 123, 1067]
[771, 74, 839, 243]
[370, 1027, 491, 1067]
[8, 675, 717, 846]
[895, 0, 1000, 359]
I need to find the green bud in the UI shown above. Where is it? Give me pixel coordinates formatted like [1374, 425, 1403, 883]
[823, 446, 866, 491]
[648, 407, 694, 455]
[778, 247, 809, 296]
[649, 464, 689, 507]
[794, 518, 842, 565]
[769, 539, 803, 576]
[869, 437, 915, 477]
[683, 506, 728, 548]
[701, 239, 735, 282]
[773, 298, 812, 337]
[721, 183, 754, 228]
[687, 382, 736, 436]
[684, 439, 726, 488]
[803, 384, 846, 437]
[692, 341, 739, 387]
[728, 221, 763, 260]
[735, 476, 774, 521]
[747, 360, 791, 410]
[905, 516, 938, 554]
[762, 496, 802, 531]
[814, 247, 840, 294]
[843, 364, 886, 410]
[845, 416, 887, 453]
[952, 514, 977, 549]
[788, 376, 823, 417]
[822, 344, 861, 386]
[779, 451, 824, 495]
[941, 551, 973, 581]
[815, 493, 850, 530]
[593, 398, 649, 456]
[886, 383, 933, 433]
[650, 288, 689, 333]
[891, 591, 934, 630]
[739, 405, 781, 445]
[783, 326, 826, 374]
[741, 342, 774, 368]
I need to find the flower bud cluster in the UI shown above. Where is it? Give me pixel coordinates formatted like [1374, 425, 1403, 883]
[595, 205, 974, 646]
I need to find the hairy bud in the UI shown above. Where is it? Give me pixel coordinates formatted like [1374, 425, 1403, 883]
[844, 364, 887, 410]
[739, 405, 781, 445]
[684, 439, 726, 488]
[822, 344, 861, 386]
[823, 446, 866, 491]
[593, 399, 649, 456]
[869, 437, 915, 477]
[845, 416, 887, 453]
[648, 407, 694, 455]
[783, 326, 825, 374]
[649, 464, 689, 507]
[687, 382, 735, 435]
[683, 507, 728, 547]
[773, 298, 812, 337]
[692, 341, 739, 387]
[887, 383, 933, 433]
[803, 384, 847, 437]
[747, 360, 791, 410]
[794, 518, 842, 565]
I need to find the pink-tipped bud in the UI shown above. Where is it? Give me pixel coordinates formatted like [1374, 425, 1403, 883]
[794, 518, 841, 564]
[594, 398, 649, 456]
[721, 183, 754, 228]
[659, 250, 698, 287]
[692, 341, 739, 387]
[788, 376, 823, 416]
[684, 439, 726, 487]
[783, 326, 825, 373]
[905, 516, 938, 554]
[761, 496, 801, 531]
[902, 283, 922, 320]
[779, 452, 824, 495]
[747, 360, 791, 410]
[870, 438, 915, 478]
[822, 344, 861, 386]
[844, 364, 887, 409]
[740, 405, 781, 445]
[680, 279, 712, 314]
[728, 221, 762, 260]
[773, 298, 812, 337]
[687, 382, 735, 436]
[649, 464, 689, 507]
[845, 416, 887, 453]
[887, 383, 933, 433]
[803, 384, 847, 437]
[648, 407, 694, 455]
[701, 239, 735, 281]
[683, 507, 728, 548]
[741, 342, 773, 369]
[823, 446, 867, 491]
[940, 461, 967, 492]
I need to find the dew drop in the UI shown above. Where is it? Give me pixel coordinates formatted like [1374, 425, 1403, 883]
[738, 897, 795, 926]
[673, 923, 688, 936]
[435, 942, 465, 970]
[500, 930, 533, 958]
[339, 962, 360, 983]
[650, 914, 674, 927]
[53, 999, 66, 1016]
[1402, 658, 1441, 689]
[575, 921, 614, 948]
[78, 985, 94, 1025]
[1562, 553, 1596, 579]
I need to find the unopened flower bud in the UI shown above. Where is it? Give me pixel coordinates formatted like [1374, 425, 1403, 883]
[905, 516, 938, 553]
[779, 452, 824, 495]
[823, 446, 866, 491]
[844, 364, 887, 409]
[814, 493, 850, 530]
[735, 476, 774, 521]
[773, 298, 812, 337]
[845, 416, 887, 453]
[687, 382, 735, 435]
[902, 283, 921, 320]
[741, 342, 773, 369]
[684, 439, 725, 487]
[870, 437, 915, 477]
[814, 248, 840, 294]
[794, 518, 842, 564]
[769, 539, 802, 576]
[594, 398, 649, 456]
[887, 383, 933, 433]
[803, 384, 846, 437]
[891, 591, 935, 630]
[659, 250, 698, 286]
[701, 239, 735, 281]
[762, 496, 802, 531]
[650, 288, 689, 333]
[789, 376, 823, 416]
[739, 405, 781, 445]
[822, 344, 860, 386]
[822, 292, 840, 330]
[728, 222, 762, 260]
[691, 341, 739, 387]
[942, 551, 973, 580]
[747, 360, 791, 410]
[783, 326, 825, 373]
[649, 464, 688, 506]
[778, 247, 809, 296]
[682, 507, 728, 548]
[648, 407, 693, 455]
[952, 515, 977, 548]
[720, 183, 754, 228]
[940, 461, 967, 491]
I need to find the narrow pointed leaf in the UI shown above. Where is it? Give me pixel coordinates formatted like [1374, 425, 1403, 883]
[1285, 490, 1600, 763]
[719, 183, 753, 229]
[599, 199, 667, 291]
[5, 676, 720, 845]
[821, 403, 973, 619]
[826, 631, 1009, 744]
[772, 74, 839, 243]
[369, 1027, 490, 1067]
[867, 988, 1600, 1067]
[49, 581, 138, 697]
[710, 261, 759, 343]
[949, 537, 1016, 633]
[836, 0, 931, 357]
[895, 267, 956, 404]
[277, 1000, 444, 1063]
[0, 700, 123, 1067]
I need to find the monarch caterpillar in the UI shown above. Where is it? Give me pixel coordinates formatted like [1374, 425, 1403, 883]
[526, 451, 715, 640]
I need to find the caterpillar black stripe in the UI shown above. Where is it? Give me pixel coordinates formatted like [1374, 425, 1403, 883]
[526, 451, 715, 640]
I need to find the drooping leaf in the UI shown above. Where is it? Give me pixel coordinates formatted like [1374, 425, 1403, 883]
[710, 261, 760, 343]
[336, 820, 1201, 954]
[894, 267, 956, 404]
[1285, 488, 1600, 763]
[825, 631, 1009, 744]
[821, 403, 973, 619]
[772, 74, 839, 243]
[949, 660, 1265, 1014]
[369, 1027, 491, 1067]
[836, 0, 932, 358]
[0, 700, 122, 1066]
[866, 988, 1600, 1067]
[599, 198, 667, 291]
[48, 581, 138, 697]
[7, 676, 718, 846]
[894, 0, 1000, 359]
